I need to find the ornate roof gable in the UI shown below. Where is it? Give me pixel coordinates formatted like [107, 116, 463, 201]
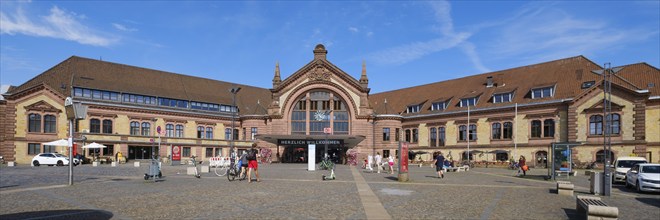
[24, 100, 62, 113]
[272, 45, 369, 93]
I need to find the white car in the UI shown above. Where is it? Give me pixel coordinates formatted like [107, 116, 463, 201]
[612, 156, 648, 183]
[626, 163, 660, 193]
[31, 153, 71, 166]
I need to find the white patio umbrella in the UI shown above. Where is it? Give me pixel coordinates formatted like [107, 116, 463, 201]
[42, 139, 69, 146]
[82, 142, 106, 149]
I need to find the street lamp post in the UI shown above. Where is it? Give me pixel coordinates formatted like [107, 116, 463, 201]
[323, 109, 333, 158]
[229, 87, 241, 160]
[370, 113, 377, 166]
[64, 97, 87, 186]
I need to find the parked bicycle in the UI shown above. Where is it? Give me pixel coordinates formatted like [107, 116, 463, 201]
[214, 158, 229, 177]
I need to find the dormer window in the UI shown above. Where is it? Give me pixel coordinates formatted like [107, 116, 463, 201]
[581, 81, 595, 89]
[460, 97, 477, 107]
[406, 105, 421, 113]
[431, 101, 447, 111]
[531, 86, 554, 99]
[492, 92, 512, 103]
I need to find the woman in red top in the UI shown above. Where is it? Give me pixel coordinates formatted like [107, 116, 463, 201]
[518, 155, 527, 176]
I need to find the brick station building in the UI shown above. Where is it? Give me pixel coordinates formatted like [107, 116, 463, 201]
[1, 44, 659, 167]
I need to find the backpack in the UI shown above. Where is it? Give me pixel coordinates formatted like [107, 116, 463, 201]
[247, 149, 257, 160]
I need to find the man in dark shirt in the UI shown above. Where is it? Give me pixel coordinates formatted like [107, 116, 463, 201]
[432, 152, 445, 178]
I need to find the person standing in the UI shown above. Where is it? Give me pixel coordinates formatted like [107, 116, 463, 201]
[388, 155, 395, 174]
[247, 144, 260, 183]
[518, 155, 527, 176]
[239, 151, 248, 180]
[432, 152, 445, 178]
[375, 152, 383, 173]
[367, 154, 374, 172]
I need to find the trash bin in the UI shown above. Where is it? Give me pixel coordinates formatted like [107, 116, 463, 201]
[590, 171, 602, 195]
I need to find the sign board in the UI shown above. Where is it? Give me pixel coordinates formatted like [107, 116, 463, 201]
[324, 127, 332, 134]
[278, 139, 343, 145]
[150, 138, 154, 143]
[171, 145, 181, 164]
[308, 144, 316, 171]
[399, 142, 409, 173]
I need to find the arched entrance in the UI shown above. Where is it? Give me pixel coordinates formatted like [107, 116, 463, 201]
[535, 151, 548, 168]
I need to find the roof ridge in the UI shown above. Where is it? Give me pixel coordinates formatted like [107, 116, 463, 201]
[70, 56, 270, 91]
[372, 55, 592, 96]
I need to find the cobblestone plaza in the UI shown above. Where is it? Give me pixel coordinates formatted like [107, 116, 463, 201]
[1, 164, 658, 219]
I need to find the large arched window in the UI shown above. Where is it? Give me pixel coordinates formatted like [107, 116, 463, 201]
[590, 115, 603, 135]
[468, 124, 477, 141]
[225, 128, 231, 140]
[102, 119, 113, 134]
[503, 122, 513, 139]
[608, 114, 620, 134]
[130, 122, 140, 135]
[166, 124, 174, 137]
[141, 122, 151, 136]
[596, 150, 615, 164]
[206, 127, 213, 139]
[438, 127, 446, 146]
[197, 126, 204, 139]
[90, 119, 101, 133]
[176, 125, 184, 138]
[531, 120, 542, 138]
[28, 113, 41, 132]
[290, 90, 349, 135]
[492, 123, 501, 139]
[543, 119, 555, 137]
[44, 115, 56, 133]
[459, 125, 467, 141]
[429, 127, 437, 147]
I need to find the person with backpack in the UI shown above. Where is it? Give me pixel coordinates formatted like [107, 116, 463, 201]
[432, 152, 445, 179]
[247, 144, 260, 183]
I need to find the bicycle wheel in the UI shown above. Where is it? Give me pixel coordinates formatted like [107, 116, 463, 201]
[215, 165, 228, 177]
[227, 167, 236, 181]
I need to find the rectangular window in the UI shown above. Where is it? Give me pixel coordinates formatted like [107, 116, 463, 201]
[493, 93, 512, 103]
[74, 88, 83, 97]
[405, 129, 411, 142]
[406, 105, 420, 113]
[83, 89, 92, 98]
[251, 127, 258, 140]
[43, 145, 56, 153]
[431, 102, 447, 111]
[28, 143, 40, 155]
[438, 127, 445, 146]
[206, 148, 214, 157]
[395, 128, 400, 141]
[460, 97, 477, 107]
[469, 124, 477, 141]
[182, 147, 191, 157]
[102, 145, 114, 156]
[92, 90, 101, 99]
[383, 128, 390, 141]
[531, 86, 554, 99]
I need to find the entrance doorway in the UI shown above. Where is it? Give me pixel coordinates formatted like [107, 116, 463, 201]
[281, 145, 346, 164]
[128, 146, 152, 160]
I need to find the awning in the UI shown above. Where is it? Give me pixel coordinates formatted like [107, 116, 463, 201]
[255, 134, 366, 148]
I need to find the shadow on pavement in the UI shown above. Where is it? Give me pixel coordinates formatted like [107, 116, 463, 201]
[0, 209, 113, 220]
[425, 175, 438, 179]
[636, 198, 660, 208]
[562, 207, 579, 219]
[0, 184, 19, 189]
[385, 176, 399, 181]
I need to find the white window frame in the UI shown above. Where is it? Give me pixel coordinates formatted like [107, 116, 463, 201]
[493, 92, 512, 103]
[431, 101, 447, 111]
[531, 86, 555, 99]
[459, 97, 478, 107]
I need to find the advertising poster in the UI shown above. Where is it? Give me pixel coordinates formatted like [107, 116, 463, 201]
[399, 142, 409, 173]
[172, 145, 181, 161]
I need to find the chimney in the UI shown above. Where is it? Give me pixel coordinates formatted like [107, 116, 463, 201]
[486, 76, 494, 88]
[313, 44, 327, 60]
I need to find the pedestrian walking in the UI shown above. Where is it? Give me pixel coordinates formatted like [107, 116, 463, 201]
[518, 155, 527, 176]
[247, 144, 260, 182]
[375, 152, 382, 173]
[388, 155, 395, 174]
[432, 152, 445, 178]
[239, 151, 248, 180]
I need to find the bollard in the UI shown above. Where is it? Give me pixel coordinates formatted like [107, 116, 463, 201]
[134, 161, 140, 167]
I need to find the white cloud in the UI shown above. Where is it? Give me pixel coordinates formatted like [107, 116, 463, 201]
[112, 23, 137, 32]
[367, 1, 489, 72]
[348, 27, 359, 33]
[0, 4, 117, 46]
[0, 84, 10, 100]
[487, 4, 659, 64]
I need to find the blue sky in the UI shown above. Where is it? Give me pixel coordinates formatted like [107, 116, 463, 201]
[1, 1, 659, 97]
